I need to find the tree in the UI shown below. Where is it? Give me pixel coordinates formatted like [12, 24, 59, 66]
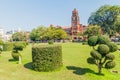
[30, 26, 67, 42]
[114, 15, 120, 34]
[88, 5, 120, 36]
[54, 29, 67, 40]
[30, 26, 47, 41]
[84, 25, 101, 37]
[87, 35, 118, 74]
[12, 32, 29, 41]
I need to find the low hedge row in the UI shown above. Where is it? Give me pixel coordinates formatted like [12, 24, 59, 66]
[3, 42, 13, 51]
[32, 44, 63, 72]
[3, 41, 27, 51]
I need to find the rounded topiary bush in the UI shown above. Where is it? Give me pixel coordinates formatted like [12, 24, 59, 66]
[88, 36, 98, 46]
[98, 44, 109, 55]
[3, 42, 13, 51]
[87, 57, 96, 64]
[32, 44, 62, 72]
[105, 61, 116, 69]
[107, 42, 118, 52]
[17, 41, 27, 48]
[90, 50, 102, 60]
[11, 42, 24, 61]
[105, 54, 115, 60]
[11, 51, 21, 60]
[13, 43, 24, 51]
[98, 35, 110, 44]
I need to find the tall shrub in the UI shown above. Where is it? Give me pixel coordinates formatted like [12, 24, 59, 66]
[87, 35, 118, 74]
[11, 42, 24, 61]
[32, 44, 63, 72]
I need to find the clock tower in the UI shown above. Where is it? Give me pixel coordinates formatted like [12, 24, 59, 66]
[71, 8, 80, 40]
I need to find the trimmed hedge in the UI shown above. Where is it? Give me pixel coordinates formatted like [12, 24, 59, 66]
[13, 41, 27, 48]
[88, 36, 98, 46]
[3, 42, 13, 51]
[11, 51, 21, 60]
[32, 44, 63, 72]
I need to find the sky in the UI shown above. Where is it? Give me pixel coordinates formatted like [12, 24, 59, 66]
[0, 0, 120, 32]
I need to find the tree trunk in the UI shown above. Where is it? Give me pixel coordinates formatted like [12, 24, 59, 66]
[98, 65, 102, 74]
[98, 60, 102, 74]
[18, 56, 22, 64]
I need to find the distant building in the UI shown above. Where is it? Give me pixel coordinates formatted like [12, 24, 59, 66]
[0, 27, 4, 39]
[53, 8, 87, 41]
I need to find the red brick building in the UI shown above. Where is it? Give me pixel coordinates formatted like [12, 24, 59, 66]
[56, 8, 87, 41]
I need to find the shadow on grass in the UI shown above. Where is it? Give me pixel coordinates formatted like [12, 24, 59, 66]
[8, 59, 17, 62]
[66, 66, 104, 76]
[24, 62, 33, 70]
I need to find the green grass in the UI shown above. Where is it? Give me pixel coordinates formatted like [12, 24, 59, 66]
[0, 43, 120, 80]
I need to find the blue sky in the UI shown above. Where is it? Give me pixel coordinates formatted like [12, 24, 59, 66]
[0, 0, 120, 32]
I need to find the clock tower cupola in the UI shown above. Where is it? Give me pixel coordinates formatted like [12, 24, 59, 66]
[71, 8, 80, 40]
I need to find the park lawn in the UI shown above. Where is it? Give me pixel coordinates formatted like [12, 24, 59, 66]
[0, 43, 120, 80]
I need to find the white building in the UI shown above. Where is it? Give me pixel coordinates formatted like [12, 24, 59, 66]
[0, 27, 12, 42]
[0, 27, 4, 40]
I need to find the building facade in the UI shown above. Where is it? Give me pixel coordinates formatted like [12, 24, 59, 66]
[58, 8, 87, 41]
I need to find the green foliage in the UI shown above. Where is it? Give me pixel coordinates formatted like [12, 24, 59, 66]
[12, 32, 29, 41]
[88, 36, 98, 46]
[3, 42, 13, 51]
[114, 15, 120, 34]
[90, 50, 102, 60]
[14, 41, 27, 48]
[87, 35, 117, 74]
[107, 42, 118, 52]
[0, 39, 3, 45]
[105, 61, 116, 69]
[98, 35, 110, 44]
[30, 26, 67, 42]
[54, 29, 67, 40]
[30, 26, 47, 41]
[88, 5, 120, 35]
[105, 54, 115, 60]
[84, 25, 101, 37]
[32, 44, 63, 72]
[48, 40, 54, 44]
[13, 43, 24, 52]
[87, 57, 96, 64]
[11, 51, 21, 60]
[11, 42, 25, 60]
[98, 44, 109, 55]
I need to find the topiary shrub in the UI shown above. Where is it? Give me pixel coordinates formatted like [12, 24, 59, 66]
[90, 50, 102, 60]
[32, 44, 63, 72]
[11, 50, 21, 60]
[87, 35, 118, 74]
[105, 61, 116, 69]
[97, 44, 109, 55]
[87, 57, 96, 64]
[11, 42, 24, 61]
[13, 43, 24, 51]
[13, 41, 27, 48]
[105, 54, 115, 60]
[88, 36, 98, 47]
[3, 42, 13, 51]
[98, 35, 110, 44]
[107, 42, 118, 52]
